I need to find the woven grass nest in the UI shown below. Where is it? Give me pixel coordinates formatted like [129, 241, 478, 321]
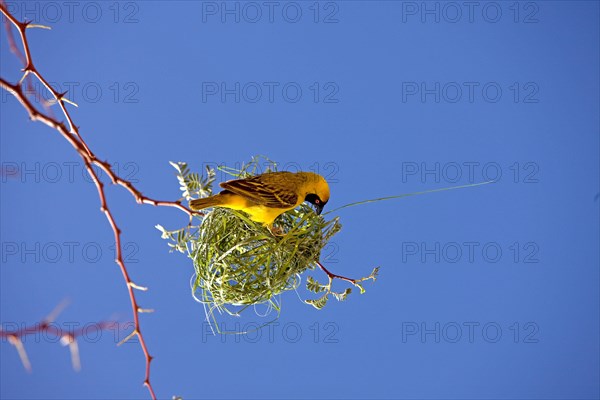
[192, 203, 340, 310]
[157, 158, 377, 322]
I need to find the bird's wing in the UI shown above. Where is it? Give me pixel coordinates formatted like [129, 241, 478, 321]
[220, 172, 299, 208]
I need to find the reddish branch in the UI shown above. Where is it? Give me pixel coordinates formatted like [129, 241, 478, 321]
[0, 316, 117, 373]
[0, 3, 200, 398]
[316, 261, 360, 285]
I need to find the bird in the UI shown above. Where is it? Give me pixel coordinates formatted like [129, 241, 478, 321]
[189, 171, 330, 226]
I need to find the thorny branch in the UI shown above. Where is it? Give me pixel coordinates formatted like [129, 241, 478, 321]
[0, 302, 118, 373]
[0, 3, 200, 398]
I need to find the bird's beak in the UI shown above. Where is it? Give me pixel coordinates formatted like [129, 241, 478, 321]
[315, 204, 324, 215]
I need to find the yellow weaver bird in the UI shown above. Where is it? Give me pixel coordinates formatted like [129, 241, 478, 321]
[189, 171, 330, 226]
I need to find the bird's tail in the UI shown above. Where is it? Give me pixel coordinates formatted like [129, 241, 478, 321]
[189, 195, 222, 211]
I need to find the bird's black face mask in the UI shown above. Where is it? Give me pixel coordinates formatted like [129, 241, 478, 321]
[305, 194, 326, 215]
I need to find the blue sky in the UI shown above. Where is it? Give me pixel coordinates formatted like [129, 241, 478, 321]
[1, 1, 599, 399]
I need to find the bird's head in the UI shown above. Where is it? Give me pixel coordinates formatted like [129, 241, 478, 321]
[301, 172, 330, 215]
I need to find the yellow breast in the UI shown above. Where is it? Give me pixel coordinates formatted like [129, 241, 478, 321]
[242, 205, 292, 225]
[217, 195, 293, 225]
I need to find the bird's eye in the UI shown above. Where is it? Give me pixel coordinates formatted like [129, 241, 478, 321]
[315, 199, 321, 204]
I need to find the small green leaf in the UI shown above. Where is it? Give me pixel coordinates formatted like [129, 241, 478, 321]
[306, 276, 327, 293]
[305, 294, 329, 310]
[332, 287, 352, 301]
